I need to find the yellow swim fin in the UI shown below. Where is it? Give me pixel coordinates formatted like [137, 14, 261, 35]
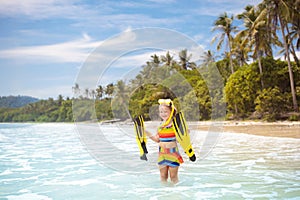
[134, 115, 148, 161]
[173, 112, 196, 162]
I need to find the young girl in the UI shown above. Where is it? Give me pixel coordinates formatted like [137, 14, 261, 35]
[146, 99, 183, 184]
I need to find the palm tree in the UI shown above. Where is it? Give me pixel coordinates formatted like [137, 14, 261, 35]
[200, 50, 217, 66]
[286, 1, 300, 67]
[90, 89, 96, 100]
[105, 83, 114, 97]
[113, 80, 132, 120]
[211, 12, 237, 74]
[130, 74, 144, 90]
[84, 88, 89, 99]
[72, 83, 80, 98]
[232, 35, 250, 67]
[178, 49, 196, 70]
[178, 49, 189, 70]
[141, 54, 160, 81]
[57, 94, 63, 106]
[96, 85, 104, 100]
[160, 51, 175, 67]
[237, 4, 275, 89]
[150, 54, 160, 66]
[287, 24, 300, 67]
[263, 0, 298, 111]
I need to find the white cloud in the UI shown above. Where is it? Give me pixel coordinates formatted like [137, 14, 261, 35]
[277, 51, 300, 62]
[0, 0, 178, 28]
[0, 0, 93, 19]
[193, 33, 204, 42]
[0, 34, 102, 63]
[185, 0, 262, 17]
[147, 0, 176, 4]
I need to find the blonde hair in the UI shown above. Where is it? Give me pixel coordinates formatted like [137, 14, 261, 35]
[158, 99, 176, 125]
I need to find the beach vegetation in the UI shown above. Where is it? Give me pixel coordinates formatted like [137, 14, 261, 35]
[0, 0, 299, 122]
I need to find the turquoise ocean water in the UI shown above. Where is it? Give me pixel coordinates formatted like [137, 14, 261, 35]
[0, 123, 299, 200]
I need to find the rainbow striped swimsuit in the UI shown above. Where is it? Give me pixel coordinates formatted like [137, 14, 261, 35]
[157, 124, 183, 167]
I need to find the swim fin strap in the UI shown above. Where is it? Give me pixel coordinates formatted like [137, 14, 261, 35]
[173, 112, 196, 162]
[133, 115, 148, 161]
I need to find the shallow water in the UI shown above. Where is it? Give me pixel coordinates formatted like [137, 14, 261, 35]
[0, 123, 299, 199]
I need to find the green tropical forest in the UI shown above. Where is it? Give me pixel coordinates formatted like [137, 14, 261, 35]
[1, 0, 299, 122]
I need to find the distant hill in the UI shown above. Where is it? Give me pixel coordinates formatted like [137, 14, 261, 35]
[0, 95, 40, 108]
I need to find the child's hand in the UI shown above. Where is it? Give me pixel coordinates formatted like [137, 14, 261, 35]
[145, 130, 159, 143]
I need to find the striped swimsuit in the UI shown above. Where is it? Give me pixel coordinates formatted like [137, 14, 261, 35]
[157, 124, 183, 167]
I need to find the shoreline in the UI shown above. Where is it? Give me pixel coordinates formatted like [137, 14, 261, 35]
[188, 121, 300, 139]
[144, 120, 300, 139]
[1, 120, 299, 139]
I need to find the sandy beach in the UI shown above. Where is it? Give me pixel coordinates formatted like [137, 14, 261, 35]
[142, 120, 300, 139]
[191, 121, 300, 139]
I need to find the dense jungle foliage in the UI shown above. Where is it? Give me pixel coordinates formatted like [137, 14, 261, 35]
[0, 0, 299, 122]
[0, 56, 299, 122]
[0, 96, 39, 108]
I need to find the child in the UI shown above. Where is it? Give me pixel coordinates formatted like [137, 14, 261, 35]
[146, 99, 183, 184]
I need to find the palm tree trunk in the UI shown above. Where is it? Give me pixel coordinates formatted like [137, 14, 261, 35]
[257, 55, 265, 89]
[229, 55, 234, 74]
[227, 33, 234, 74]
[285, 24, 300, 68]
[279, 17, 299, 112]
[234, 104, 238, 117]
[290, 43, 300, 68]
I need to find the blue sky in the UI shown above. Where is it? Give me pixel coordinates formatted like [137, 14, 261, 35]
[0, 0, 261, 99]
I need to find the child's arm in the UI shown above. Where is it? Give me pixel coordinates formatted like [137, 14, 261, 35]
[145, 130, 159, 143]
